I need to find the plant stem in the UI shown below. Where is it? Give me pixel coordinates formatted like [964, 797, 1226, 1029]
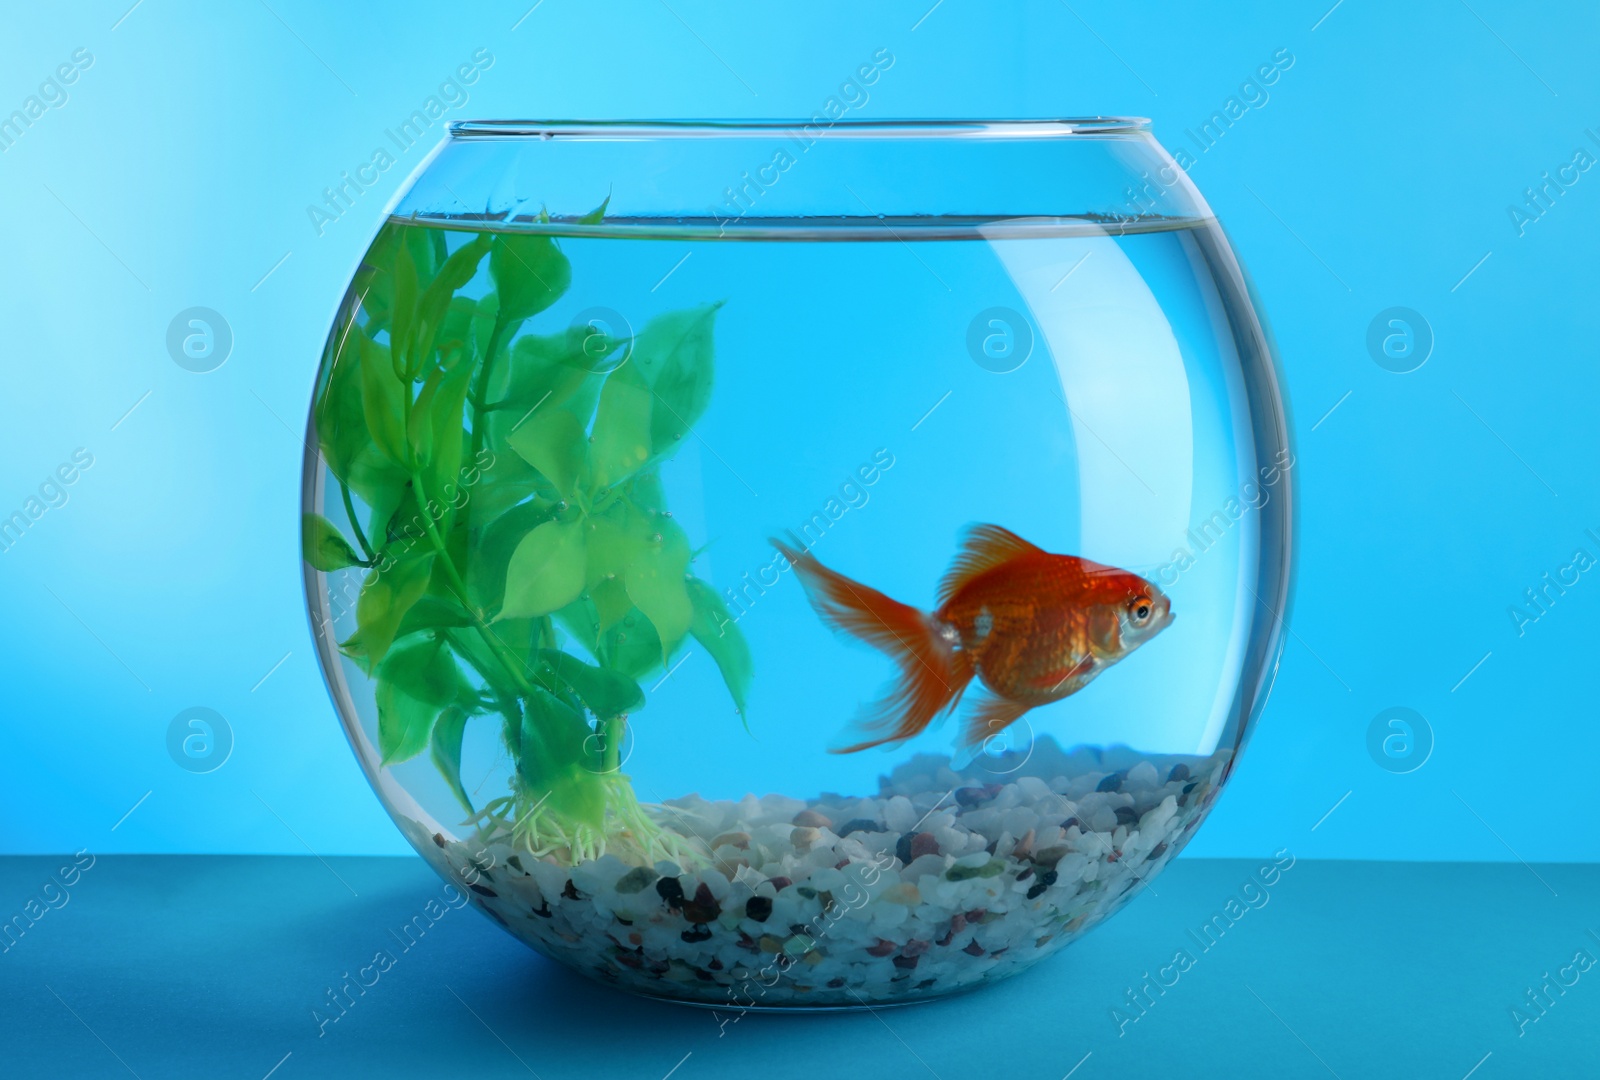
[339, 480, 377, 562]
[468, 318, 511, 471]
[601, 714, 625, 773]
[411, 467, 538, 699]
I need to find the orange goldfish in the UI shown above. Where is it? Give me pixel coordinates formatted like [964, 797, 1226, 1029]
[772, 525, 1173, 753]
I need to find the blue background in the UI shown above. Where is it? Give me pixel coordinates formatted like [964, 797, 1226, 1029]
[2, 0, 1596, 862]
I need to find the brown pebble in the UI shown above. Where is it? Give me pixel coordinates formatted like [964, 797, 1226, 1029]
[793, 809, 832, 828]
[629, 931, 643, 946]
[680, 882, 722, 923]
[963, 940, 986, 956]
[711, 831, 751, 850]
[949, 913, 967, 934]
[902, 939, 930, 957]
[866, 939, 897, 957]
[910, 831, 940, 860]
[790, 826, 821, 850]
[767, 876, 792, 892]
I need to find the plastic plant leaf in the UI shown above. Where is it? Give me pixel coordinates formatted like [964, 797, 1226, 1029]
[598, 608, 665, 679]
[317, 328, 407, 538]
[489, 233, 572, 324]
[388, 239, 420, 378]
[505, 408, 586, 498]
[623, 516, 693, 660]
[637, 303, 721, 452]
[430, 705, 474, 814]
[588, 362, 654, 490]
[501, 519, 587, 619]
[472, 291, 502, 363]
[302, 513, 364, 572]
[587, 305, 722, 490]
[394, 595, 476, 640]
[578, 195, 610, 224]
[591, 576, 632, 632]
[351, 222, 402, 331]
[582, 502, 643, 589]
[467, 500, 557, 611]
[378, 633, 471, 708]
[353, 553, 435, 667]
[376, 680, 439, 765]
[437, 295, 479, 361]
[358, 335, 409, 466]
[553, 593, 602, 655]
[500, 329, 609, 417]
[537, 649, 643, 720]
[410, 233, 492, 372]
[374, 634, 463, 766]
[686, 576, 752, 722]
[419, 349, 477, 509]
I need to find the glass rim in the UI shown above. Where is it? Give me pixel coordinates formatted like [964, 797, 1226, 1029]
[447, 117, 1152, 139]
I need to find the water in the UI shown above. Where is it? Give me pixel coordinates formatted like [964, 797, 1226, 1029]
[303, 214, 1289, 1005]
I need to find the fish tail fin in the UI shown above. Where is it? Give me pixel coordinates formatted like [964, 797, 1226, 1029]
[772, 537, 971, 753]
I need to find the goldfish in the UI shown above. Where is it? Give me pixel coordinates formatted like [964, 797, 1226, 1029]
[772, 525, 1173, 753]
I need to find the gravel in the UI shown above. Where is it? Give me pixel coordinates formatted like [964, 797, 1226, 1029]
[401, 736, 1233, 1008]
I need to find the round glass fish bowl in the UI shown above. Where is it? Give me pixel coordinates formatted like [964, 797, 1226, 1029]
[301, 118, 1293, 1010]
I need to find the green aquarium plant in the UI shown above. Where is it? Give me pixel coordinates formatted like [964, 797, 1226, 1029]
[303, 209, 752, 865]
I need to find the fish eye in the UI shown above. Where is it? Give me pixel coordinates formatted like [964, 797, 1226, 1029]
[1130, 596, 1153, 624]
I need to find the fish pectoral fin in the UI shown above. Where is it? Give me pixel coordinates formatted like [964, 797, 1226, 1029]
[960, 695, 1033, 750]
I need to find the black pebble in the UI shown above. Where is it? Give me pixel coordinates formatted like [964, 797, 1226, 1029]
[896, 833, 915, 864]
[656, 876, 686, 909]
[838, 818, 879, 836]
[681, 925, 713, 943]
[1114, 806, 1138, 826]
[744, 896, 773, 922]
[1061, 816, 1081, 832]
[1167, 763, 1191, 783]
[1097, 770, 1127, 793]
[469, 882, 497, 897]
[1027, 867, 1059, 900]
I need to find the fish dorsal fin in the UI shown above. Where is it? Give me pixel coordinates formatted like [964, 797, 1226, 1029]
[936, 524, 1044, 604]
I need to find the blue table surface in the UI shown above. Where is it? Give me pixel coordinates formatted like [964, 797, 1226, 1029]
[2, 855, 1595, 1079]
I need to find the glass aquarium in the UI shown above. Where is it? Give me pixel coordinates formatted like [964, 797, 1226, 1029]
[300, 119, 1293, 1009]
